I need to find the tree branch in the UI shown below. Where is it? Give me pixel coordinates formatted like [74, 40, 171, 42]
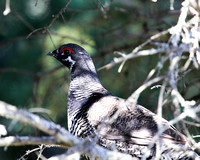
[3, 0, 11, 16]
[0, 136, 62, 147]
[0, 101, 80, 147]
[98, 45, 188, 71]
[126, 76, 164, 108]
[0, 101, 134, 160]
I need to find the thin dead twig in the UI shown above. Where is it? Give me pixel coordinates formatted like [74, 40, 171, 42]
[155, 79, 167, 159]
[98, 29, 170, 71]
[26, 27, 45, 39]
[15, 12, 35, 31]
[126, 76, 164, 108]
[98, 48, 165, 70]
[43, 0, 72, 34]
[0, 136, 61, 147]
[3, 0, 11, 16]
[26, 0, 72, 39]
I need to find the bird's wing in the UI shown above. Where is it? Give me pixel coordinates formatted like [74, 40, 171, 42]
[87, 95, 187, 146]
[136, 104, 187, 145]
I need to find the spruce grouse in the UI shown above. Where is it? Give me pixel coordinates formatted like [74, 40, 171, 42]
[48, 43, 199, 159]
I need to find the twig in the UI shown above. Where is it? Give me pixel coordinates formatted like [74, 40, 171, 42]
[142, 104, 200, 159]
[169, 105, 200, 125]
[15, 12, 35, 31]
[18, 146, 42, 160]
[132, 29, 169, 53]
[98, 44, 188, 71]
[3, 0, 11, 16]
[0, 136, 61, 147]
[43, 0, 72, 33]
[182, 120, 200, 127]
[26, 0, 72, 39]
[155, 79, 167, 159]
[126, 76, 164, 108]
[35, 0, 39, 6]
[36, 144, 46, 160]
[46, 29, 56, 49]
[170, 0, 174, 10]
[26, 27, 44, 39]
[96, 0, 106, 10]
[98, 48, 166, 70]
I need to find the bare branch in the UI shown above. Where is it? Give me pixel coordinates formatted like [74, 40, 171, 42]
[98, 44, 188, 71]
[0, 101, 135, 160]
[43, 0, 72, 33]
[126, 76, 164, 107]
[35, 0, 39, 7]
[15, 12, 35, 31]
[26, 0, 72, 39]
[3, 0, 11, 16]
[26, 27, 44, 39]
[0, 101, 80, 147]
[0, 136, 61, 147]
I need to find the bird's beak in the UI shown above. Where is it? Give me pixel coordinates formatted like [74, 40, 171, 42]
[47, 51, 54, 56]
[47, 49, 59, 59]
[47, 49, 58, 56]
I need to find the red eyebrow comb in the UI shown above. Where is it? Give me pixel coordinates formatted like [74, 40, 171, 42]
[61, 48, 74, 53]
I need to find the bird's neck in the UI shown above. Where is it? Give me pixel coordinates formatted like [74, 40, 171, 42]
[67, 68, 107, 126]
[69, 70, 105, 100]
[69, 59, 105, 100]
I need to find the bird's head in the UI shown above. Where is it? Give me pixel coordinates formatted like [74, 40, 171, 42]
[48, 43, 96, 74]
[48, 43, 91, 71]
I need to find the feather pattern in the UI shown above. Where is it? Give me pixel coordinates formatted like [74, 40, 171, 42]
[48, 43, 199, 159]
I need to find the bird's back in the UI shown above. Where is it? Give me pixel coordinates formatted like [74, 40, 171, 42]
[69, 93, 193, 159]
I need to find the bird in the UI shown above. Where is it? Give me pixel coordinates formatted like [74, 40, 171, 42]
[48, 43, 199, 159]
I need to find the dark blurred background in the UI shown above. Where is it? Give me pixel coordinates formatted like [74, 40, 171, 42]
[0, 0, 199, 159]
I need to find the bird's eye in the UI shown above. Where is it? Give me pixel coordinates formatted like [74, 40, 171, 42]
[61, 48, 74, 55]
[63, 49, 70, 54]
